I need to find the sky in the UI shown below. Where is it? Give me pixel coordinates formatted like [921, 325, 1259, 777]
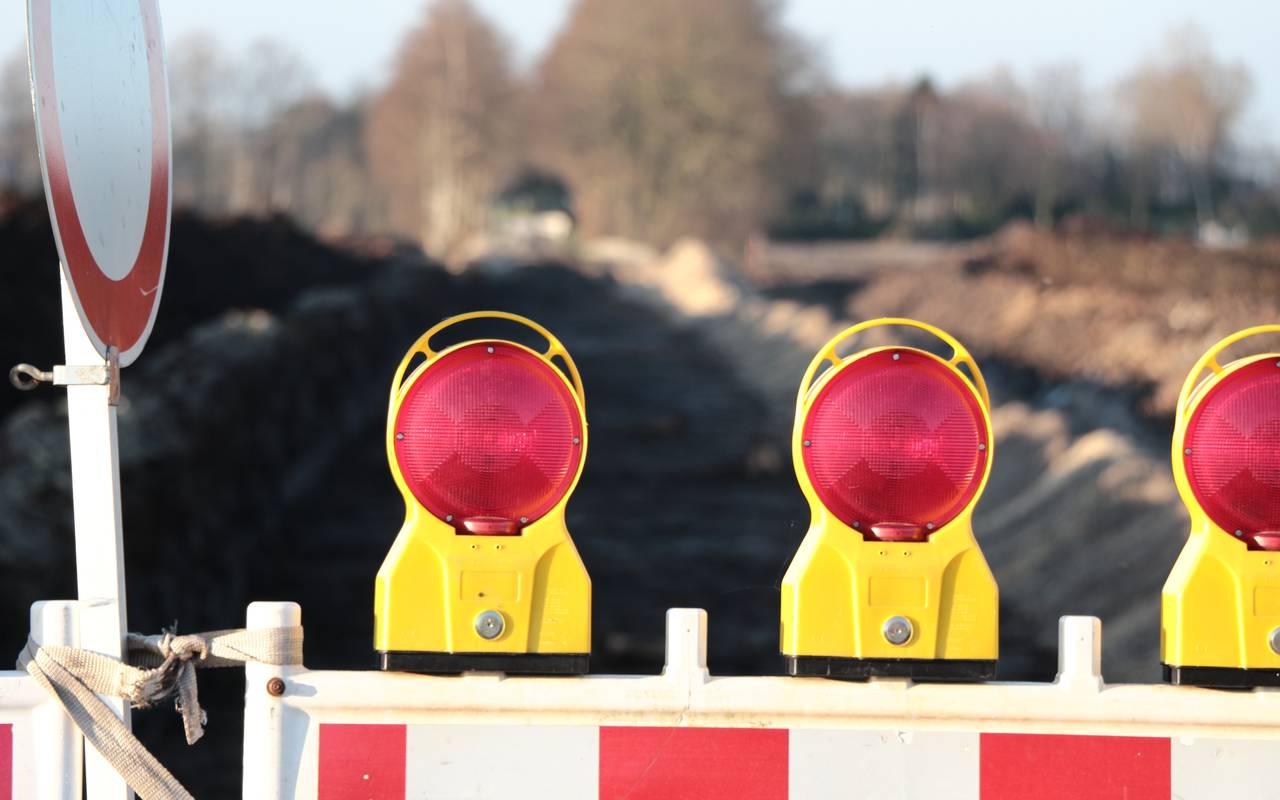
[2, 0, 1278, 146]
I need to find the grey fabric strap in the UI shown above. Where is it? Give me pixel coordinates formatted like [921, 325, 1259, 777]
[18, 625, 303, 800]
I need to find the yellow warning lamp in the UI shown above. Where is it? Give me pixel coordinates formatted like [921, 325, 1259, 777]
[375, 311, 591, 674]
[781, 318, 998, 679]
[1163, 325, 1280, 687]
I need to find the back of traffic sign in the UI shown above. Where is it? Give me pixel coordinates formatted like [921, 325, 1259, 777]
[27, 0, 171, 367]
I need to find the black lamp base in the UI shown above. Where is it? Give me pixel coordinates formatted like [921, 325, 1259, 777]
[785, 654, 996, 681]
[379, 650, 589, 675]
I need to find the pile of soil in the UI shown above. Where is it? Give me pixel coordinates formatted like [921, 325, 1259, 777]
[754, 224, 1280, 417]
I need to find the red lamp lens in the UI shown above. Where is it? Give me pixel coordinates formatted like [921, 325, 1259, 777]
[801, 349, 988, 539]
[393, 341, 584, 533]
[1184, 358, 1280, 548]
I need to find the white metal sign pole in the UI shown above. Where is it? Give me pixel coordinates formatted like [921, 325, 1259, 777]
[59, 271, 132, 800]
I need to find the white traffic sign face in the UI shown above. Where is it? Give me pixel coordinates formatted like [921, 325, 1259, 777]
[28, 0, 171, 367]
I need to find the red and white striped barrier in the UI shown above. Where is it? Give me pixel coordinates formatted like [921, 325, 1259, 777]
[0, 723, 10, 800]
[314, 723, 1274, 799]
[0, 602, 82, 800]
[242, 604, 1280, 800]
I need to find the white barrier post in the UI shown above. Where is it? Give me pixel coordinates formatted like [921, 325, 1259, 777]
[29, 601, 82, 800]
[1055, 615, 1104, 693]
[243, 602, 301, 800]
[662, 608, 709, 687]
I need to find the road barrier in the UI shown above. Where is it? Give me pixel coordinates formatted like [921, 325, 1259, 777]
[243, 603, 1280, 799]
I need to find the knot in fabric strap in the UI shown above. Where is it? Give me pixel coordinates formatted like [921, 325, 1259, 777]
[17, 622, 303, 800]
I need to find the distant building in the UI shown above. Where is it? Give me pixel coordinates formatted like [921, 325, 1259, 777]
[490, 169, 577, 249]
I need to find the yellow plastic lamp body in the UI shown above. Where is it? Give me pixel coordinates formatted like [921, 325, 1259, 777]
[1162, 325, 1280, 680]
[375, 312, 591, 660]
[781, 318, 999, 666]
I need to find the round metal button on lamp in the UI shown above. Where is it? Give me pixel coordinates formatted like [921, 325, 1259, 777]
[883, 616, 913, 646]
[474, 611, 505, 641]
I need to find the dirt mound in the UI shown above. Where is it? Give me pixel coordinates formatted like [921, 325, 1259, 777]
[751, 228, 1280, 417]
[995, 221, 1280, 300]
[854, 238, 1280, 416]
[582, 236, 746, 317]
[0, 197, 392, 422]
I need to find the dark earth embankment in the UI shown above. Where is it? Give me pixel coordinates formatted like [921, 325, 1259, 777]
[4, 201, 1270, 794]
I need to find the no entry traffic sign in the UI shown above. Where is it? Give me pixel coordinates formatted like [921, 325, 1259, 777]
[23, 4, 173, 797]
[28, 0, 171, 367]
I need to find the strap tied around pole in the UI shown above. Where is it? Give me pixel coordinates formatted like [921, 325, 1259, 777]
[18, 623, 302, 800]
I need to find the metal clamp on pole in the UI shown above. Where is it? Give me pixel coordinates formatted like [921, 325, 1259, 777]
[9, 347, 120, 405]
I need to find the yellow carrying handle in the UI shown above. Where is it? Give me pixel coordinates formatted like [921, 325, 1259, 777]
[795, 318, 991, 422]
[1176, 324, 1280, 425]
[387, 311, 587, 417]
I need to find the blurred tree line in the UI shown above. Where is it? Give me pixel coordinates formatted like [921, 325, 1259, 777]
[0, 2, 1276, 255]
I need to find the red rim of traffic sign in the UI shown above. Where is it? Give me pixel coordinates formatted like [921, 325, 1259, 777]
[29, 0, 171, 367]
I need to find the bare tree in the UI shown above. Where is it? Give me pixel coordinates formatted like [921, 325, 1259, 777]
[1117, 25, 1252, 223]
[813, 87, 900, 221]
[169, 32, 240, 211]
[816, 69, 1081, 236]
[889, 78, 939, 222]
[169, 31, 376, 233]
[231, 38, 316, 212]
[934, 79, 1042, 229]
[264, 96, 381, 235]
[1027, 64, 1089, 228]
[0, 47, 42, 193]
[534, 0, 814, 248]
[367, 0, 518, 259]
